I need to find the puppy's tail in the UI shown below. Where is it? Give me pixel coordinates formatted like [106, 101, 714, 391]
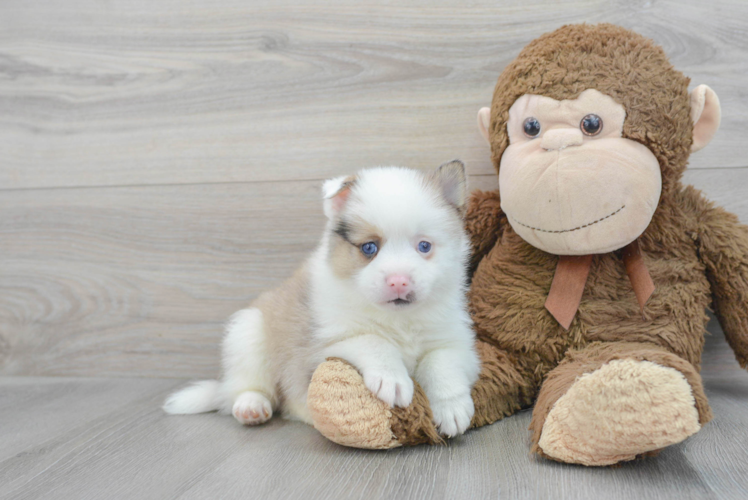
[163, 380, 222, 414]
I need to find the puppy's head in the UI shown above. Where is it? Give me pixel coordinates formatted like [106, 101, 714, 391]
[323, 161, 468, 310]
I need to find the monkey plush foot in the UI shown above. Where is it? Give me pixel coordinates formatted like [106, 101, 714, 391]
[307, 359, 442, 449]
[536, 358, 702, 466]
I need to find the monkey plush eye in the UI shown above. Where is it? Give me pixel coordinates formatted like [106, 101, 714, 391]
[581, 114, 603, 136]
[361, 242, 378, 256]
[523, 117, 541, 137]
[417, 241, 432, 254]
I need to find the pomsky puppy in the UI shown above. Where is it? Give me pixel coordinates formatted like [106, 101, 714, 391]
[163, 161, 480, 437]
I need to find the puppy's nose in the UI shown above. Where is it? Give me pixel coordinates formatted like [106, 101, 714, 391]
[541, 128, 584, 151]
[386, 275, 410, 295]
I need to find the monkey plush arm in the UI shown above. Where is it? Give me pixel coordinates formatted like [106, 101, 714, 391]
[465, 189, 504, 275]
[694, 192, 748, 368]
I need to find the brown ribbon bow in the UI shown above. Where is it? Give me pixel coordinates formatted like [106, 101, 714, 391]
[544, 239, 655, 330]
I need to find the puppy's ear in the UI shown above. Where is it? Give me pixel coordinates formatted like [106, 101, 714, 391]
[322, 175, 357, 219]
[432, 160, 467, 213]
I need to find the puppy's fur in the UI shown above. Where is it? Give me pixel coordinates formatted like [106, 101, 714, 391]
[163, 162, 480, 437]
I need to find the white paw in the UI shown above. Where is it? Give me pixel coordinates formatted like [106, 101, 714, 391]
[362, 365, 414, 408]
[232, 391, 272, 426]
[431, 392, 474, 438]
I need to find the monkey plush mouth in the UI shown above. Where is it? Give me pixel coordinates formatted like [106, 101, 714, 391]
[509, 205, 626, 234]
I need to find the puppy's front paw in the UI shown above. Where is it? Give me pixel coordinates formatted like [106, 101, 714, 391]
[362, 365, 414, 408]
[431, 392, 474, 438]
[232, 391, 272, 426]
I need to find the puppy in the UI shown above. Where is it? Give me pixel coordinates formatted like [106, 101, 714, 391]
[163, 161, 480, 437]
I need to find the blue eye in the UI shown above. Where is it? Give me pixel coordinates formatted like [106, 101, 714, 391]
[361, 242, 378, 256]
[418, 241, 432, 253]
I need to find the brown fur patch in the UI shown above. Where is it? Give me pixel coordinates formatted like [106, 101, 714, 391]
[252, 264, 311, 356]
[687, 185, 748, 368]
[328, 216, 382, 280]
[250, 263, 313, 418]
[328, 235, 369, 280]
[464, 189, 506, 275]
[469, 340, 535, 428]
[389, 380, 444, 446]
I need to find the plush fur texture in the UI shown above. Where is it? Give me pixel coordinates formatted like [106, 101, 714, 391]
[307, 358, 444, 448]
[308, 24, 748, 464]
[164, 164, 481, 438]
[307, 358, 401, 449]
[537, 358, 701, 466]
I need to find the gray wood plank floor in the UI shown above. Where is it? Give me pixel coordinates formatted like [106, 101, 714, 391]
[1, 318, 747, 500]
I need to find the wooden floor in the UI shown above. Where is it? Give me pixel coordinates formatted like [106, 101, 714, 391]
[1, 319, 747, 500]
[2, 0, 748, 498]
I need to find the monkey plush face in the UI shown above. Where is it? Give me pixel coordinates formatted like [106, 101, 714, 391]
[477, 23, 722, 256]
[498, 89, 660, 255]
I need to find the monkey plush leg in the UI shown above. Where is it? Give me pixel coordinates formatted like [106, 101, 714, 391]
[306, 358, 441, 449]
[531, 342, 712, 466]
[470, 341, 536, 427]
[307, 341, 534, 449]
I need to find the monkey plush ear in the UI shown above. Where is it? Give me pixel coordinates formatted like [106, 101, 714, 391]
[322, 175, 356, 219]
[433, 159, 468, 212]
[690, 85, 721, 153]
[477, 107, 491, 144]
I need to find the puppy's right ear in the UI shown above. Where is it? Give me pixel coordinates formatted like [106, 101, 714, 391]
[322, 175, 356, 219]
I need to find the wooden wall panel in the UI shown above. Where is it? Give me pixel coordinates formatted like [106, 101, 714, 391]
[1, 0, 746, 378]
[1, 0, 746, 190]
[0, 174, 499, 377]
[1, 169, 745, 378]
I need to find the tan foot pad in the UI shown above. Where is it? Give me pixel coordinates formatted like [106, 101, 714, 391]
[307, 359, 400, 449]
[538, 359, 701, 466]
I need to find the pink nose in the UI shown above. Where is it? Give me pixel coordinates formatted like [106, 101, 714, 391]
[386, 275, 411, 295]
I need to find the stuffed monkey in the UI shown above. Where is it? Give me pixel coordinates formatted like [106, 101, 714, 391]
[306, 23, 748, 466]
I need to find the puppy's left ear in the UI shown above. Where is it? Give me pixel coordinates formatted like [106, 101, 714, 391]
[432, 160, 468, 213]
[322, 175, 357, 219]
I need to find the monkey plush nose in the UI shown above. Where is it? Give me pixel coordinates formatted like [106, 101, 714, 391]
[386, 275, 411, 296]
[541, 129, 584, 151]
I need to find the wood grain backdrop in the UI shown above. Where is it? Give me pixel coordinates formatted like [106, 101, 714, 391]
[1, 0, 747, 378]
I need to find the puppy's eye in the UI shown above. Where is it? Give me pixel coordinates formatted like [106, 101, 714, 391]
[417, 241, 432, 254]
[523, 117, 541, 137]
[581, 114, 603, 136]
[361, 242, 378, 256]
